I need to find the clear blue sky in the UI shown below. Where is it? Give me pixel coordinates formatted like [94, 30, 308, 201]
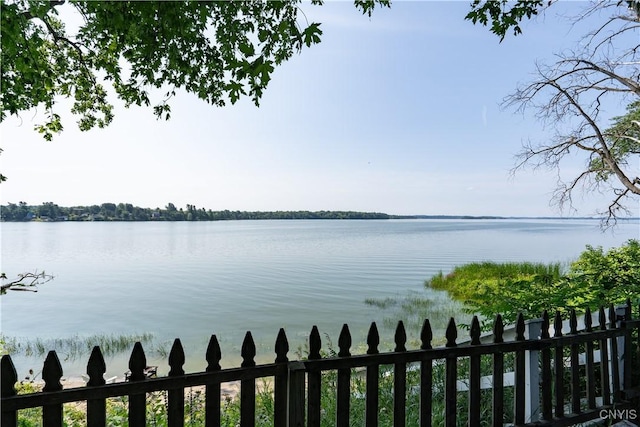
[1, 1, 636, 217]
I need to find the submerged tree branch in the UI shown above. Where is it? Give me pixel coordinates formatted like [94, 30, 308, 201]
[0, 271, 54, 294]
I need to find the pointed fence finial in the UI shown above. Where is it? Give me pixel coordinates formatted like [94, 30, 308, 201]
[515, 313, 525, 341]
[367, 322, 379, 355]
[599, 306, 607, 330]
[609, 304, 617, 329]
[206, 335, 222, 372]
[394, 321, 407, 352]
[128, 342, 147, 382]
[338, 324, 351, 357]
[553, 311, 563, 338]
[445, 317, 457, 348]
[584, 307, 592, 332]
[470, 316, 481, 345]
[309, 326, 322, 360]
[275, 328, 289, 364]
[420, 319, 433, 350]
[241, 331, 256, 368]
[168, 338, 185, 376]
[569, 309, 578, 334]
[541, 310, 550, 339]
[43, 351, 63, 392]
[87, 346, 106, 386]
[1, 355, 18, 398]
[493, 314, 504, 343]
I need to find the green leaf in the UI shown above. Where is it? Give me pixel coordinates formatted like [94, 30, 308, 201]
[238, 42, 255, 57]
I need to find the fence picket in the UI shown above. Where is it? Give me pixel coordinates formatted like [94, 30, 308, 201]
[307, 326, 322, 427]
[86, 346, 106, 427]
[569, 310, 581, 414]
[625, 304, 640, 398]
[622, 301, 632, 396]
[240, 332, 256, 427]
[609, 304, 621, 401]
[444, 318, 457, 427]
[492, 315, 505, 427]
[205, 334, 222, 427]
[468, 316, 482, 426]
[540, 311, 552, 421]
[420, 319, 433, 427]
[394, 321, 407, 427]
[336, 324, 351, 427]
[599, 306, 612, 406]
[584, 307, 597, 409]
[168, 338, 186, 427]
[1, 355, 18, 427]
[553, 311, 565, 418]
[274, 328, 289, 427]
[42, 351, 63, 427]
[366, 322, 380, 427]
[514, 314, 526, 424]
[288, 361, 306, 427]
[128, 342, 147, 426]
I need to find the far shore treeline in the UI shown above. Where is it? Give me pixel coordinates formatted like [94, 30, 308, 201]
[1, 202, 625, 222]
[0, 202, 400, 222]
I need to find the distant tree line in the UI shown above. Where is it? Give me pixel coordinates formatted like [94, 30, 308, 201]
[0, 202, 391, 222]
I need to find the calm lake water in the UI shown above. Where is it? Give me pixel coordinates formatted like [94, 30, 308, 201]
[1, 219, 638, 378]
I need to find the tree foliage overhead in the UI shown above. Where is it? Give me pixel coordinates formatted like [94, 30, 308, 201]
[0, 0, 389, 140]
[465, 0, 547, 41]
[467, 1, 640, 40]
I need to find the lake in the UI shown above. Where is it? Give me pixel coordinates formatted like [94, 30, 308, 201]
[1, 219, 638, 378]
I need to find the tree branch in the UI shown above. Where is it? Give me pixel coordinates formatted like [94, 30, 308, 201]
[0, 271, 54, 294]
[534, 76, 640, 197]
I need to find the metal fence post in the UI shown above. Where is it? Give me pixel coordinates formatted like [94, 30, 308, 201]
[525, 318, 543, 423]
[288, 361, 306, 427]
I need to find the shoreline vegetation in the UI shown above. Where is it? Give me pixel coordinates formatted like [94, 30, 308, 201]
[0, 202, 392, 222]
[1, 202, 631, 222]
[424, 239, 640, 328]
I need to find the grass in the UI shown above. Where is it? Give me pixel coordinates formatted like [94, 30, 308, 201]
[426, 261, 564, 302]
[363, 296, 397, 309]
[365, 290, 470, 346]
[1, 333, 164, 361]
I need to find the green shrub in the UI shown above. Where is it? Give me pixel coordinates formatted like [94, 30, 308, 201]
[425, 240, 639, 327]
[568, 239, 640, 303]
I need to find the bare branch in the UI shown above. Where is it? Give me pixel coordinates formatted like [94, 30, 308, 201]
[0, 271, 54, 295]
[506, 1, 640, 224]
[574, 59, 640, 95]
[604, 188, 632, 227]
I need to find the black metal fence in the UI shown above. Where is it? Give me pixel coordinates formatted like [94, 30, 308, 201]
[2, 302, 639, 427]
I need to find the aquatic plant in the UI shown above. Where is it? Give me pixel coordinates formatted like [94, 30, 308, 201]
[1, 333, 159, 361]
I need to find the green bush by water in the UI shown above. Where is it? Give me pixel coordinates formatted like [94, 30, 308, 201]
[425, 239, 640, 326]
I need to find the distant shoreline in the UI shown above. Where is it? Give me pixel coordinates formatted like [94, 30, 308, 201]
[2, 203, 637, 222]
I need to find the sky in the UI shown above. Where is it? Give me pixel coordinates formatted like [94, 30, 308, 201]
[1, 1, 638, 217]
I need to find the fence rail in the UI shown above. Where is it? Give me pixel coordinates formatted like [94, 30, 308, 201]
[2, 301, 639, 427]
